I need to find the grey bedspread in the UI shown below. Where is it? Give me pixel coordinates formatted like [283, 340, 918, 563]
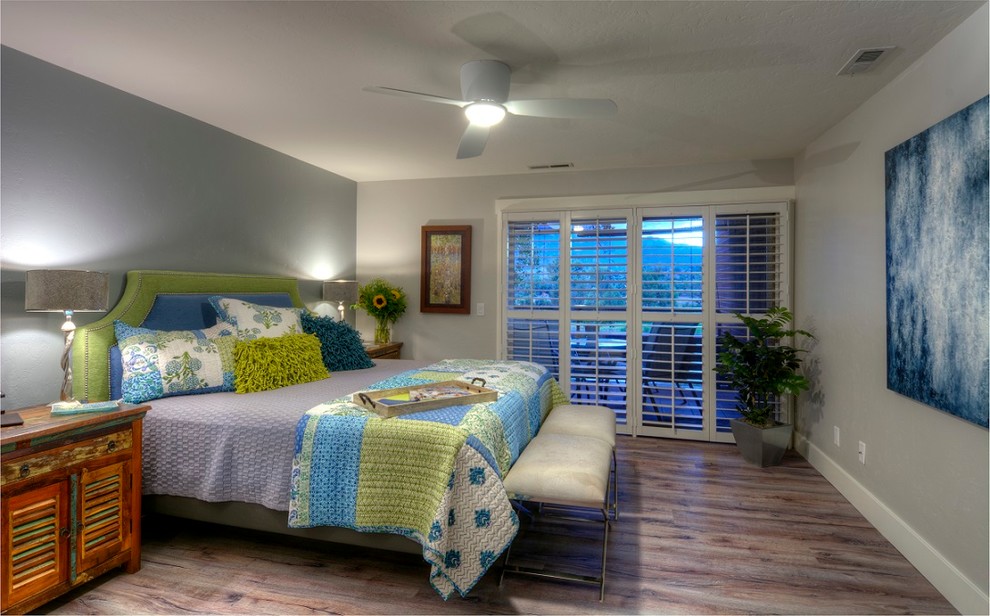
[142, 359, 431, 511]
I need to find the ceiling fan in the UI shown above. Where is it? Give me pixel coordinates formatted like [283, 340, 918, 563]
[364, 60, 617, 159]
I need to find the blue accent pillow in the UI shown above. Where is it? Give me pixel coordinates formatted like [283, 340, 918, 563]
[301, 312, 375, 372]
[142, 293, 295, 331]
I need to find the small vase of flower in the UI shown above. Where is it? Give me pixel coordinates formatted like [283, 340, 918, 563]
[353, 278, 407, 345]
[374, 317, 391, 344]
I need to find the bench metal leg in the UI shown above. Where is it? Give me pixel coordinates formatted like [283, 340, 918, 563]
[501, 472, 613, 601]
[599, 505, 609, 601]
[610, 448, 619, 520]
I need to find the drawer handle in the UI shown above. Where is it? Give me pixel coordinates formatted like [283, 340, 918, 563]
[107, 440, 117, 453]
[19, 464, 29, 478]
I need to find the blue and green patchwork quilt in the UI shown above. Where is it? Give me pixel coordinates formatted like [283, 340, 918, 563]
[288, 359, 568, 598]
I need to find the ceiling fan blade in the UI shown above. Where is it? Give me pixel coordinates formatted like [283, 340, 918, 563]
[456, 124, 490, 159]
[363, 86, 468, 107]
[460, 60, 511, 103]
[505, 98, 617, 119]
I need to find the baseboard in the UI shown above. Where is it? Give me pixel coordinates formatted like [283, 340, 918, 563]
[794, 434, 988, 616]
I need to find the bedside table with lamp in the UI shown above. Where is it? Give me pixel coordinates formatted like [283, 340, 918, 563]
[0, 268, 150, 614]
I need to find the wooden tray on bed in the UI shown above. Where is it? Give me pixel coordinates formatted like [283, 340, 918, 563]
[352, 378, 498, 418]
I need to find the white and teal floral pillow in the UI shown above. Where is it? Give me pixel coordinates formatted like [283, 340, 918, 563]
[115, 321, 237, 403]
[208, 297, 302, 340]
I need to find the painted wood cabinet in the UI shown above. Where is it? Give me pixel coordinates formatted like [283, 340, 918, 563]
[1, 404, 148, 614]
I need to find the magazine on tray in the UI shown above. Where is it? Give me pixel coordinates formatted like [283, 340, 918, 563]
[378, 385, 472, 405]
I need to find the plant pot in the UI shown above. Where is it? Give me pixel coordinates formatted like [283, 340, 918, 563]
[729, 418, 793, 467]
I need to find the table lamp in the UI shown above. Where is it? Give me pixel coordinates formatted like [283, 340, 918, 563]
[323, 280, 358, 322]
[25, 269, 110, 401]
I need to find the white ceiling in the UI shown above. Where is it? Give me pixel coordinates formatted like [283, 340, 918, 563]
[1, 1, 983, 183]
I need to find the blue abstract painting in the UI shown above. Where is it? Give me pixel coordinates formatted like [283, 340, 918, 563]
[886, 95, 989, 429]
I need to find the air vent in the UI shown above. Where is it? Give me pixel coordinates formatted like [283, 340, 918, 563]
[527, 163, 574, 171]
[837, 47, 895, 75]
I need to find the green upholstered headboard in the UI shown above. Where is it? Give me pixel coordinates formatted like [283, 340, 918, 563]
[72, 270, 305, 402]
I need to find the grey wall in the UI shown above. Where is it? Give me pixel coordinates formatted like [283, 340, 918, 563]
[0, 47, 358, 409]
[793, 5, 989, 613]
[356, 159, 793, 360]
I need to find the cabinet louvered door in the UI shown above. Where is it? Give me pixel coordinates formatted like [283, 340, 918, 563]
[76, 461, 130, 573]
[2, 482, 70, 610]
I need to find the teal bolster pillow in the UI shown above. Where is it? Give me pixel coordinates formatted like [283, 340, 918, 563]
[301, 312, 375, 372]
[233, 333, 330, 393]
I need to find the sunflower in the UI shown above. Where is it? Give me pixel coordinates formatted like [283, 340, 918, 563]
[353, 278, 408, 324]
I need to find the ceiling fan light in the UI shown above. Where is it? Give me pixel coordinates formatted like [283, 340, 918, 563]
[464, 102, 506, 127]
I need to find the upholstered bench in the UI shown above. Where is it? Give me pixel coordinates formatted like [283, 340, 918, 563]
[538, 404, 618, 519]
[499, 432, 614, 600]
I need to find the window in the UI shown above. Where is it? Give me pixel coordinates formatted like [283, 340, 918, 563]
[570, 217, 628, 311]
[506, 220, 560, 310]
[500, 197, 791, 441]
[642, 217, 704, 312]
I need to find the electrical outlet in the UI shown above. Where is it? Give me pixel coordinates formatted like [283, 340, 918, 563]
[858, 441, 866, 464]
[833, 426, 840, 447]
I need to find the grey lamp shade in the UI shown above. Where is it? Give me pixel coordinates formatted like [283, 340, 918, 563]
[25, 270, 110, 312]
[322, 280, 359, 306]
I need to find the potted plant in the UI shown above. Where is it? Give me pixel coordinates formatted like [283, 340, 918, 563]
[353, 278, 407, 344]
[714, 307, 813, 467]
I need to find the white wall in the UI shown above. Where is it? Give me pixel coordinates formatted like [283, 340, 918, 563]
[356, 159, 793, 359]
[793, 5, 989, 614]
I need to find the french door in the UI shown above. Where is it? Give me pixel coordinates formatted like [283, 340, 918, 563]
[501, 201, 790, 442]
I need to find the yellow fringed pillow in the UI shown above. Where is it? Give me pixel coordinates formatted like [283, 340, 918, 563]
[233, 333, 329, 393]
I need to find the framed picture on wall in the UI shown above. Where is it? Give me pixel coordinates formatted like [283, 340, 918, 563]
[421, 225, 471, 314]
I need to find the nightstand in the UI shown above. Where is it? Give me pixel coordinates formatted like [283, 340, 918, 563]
[1, 403, 149, 615]
[365, 341, 403, 359]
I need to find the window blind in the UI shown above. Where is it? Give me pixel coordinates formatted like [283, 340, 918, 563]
[714, 213, 783, 315]
[570, 217, 628, 311]
[642, 216, 704, 313]
[641, 321, 704, 431]
[506, 220, 560, 310]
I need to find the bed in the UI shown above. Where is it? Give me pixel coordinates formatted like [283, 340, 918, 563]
[72, 270, 566, 598]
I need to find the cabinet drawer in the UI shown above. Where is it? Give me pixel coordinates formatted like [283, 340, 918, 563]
[1, 430, 132, 486]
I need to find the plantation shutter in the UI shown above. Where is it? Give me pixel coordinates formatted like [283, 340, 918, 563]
[500, 197, 791, 441]
[714, 212, 783, 315]
[506, 220, 561, 311]
[569, 216, 629, 312]
[504, 218, 563, 378]
[567, 214, 632, 426]
[641, 217, 704, 313]
[713, 210, 787, 431]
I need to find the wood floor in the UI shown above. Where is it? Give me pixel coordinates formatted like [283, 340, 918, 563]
[42, 436, 956, 615]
